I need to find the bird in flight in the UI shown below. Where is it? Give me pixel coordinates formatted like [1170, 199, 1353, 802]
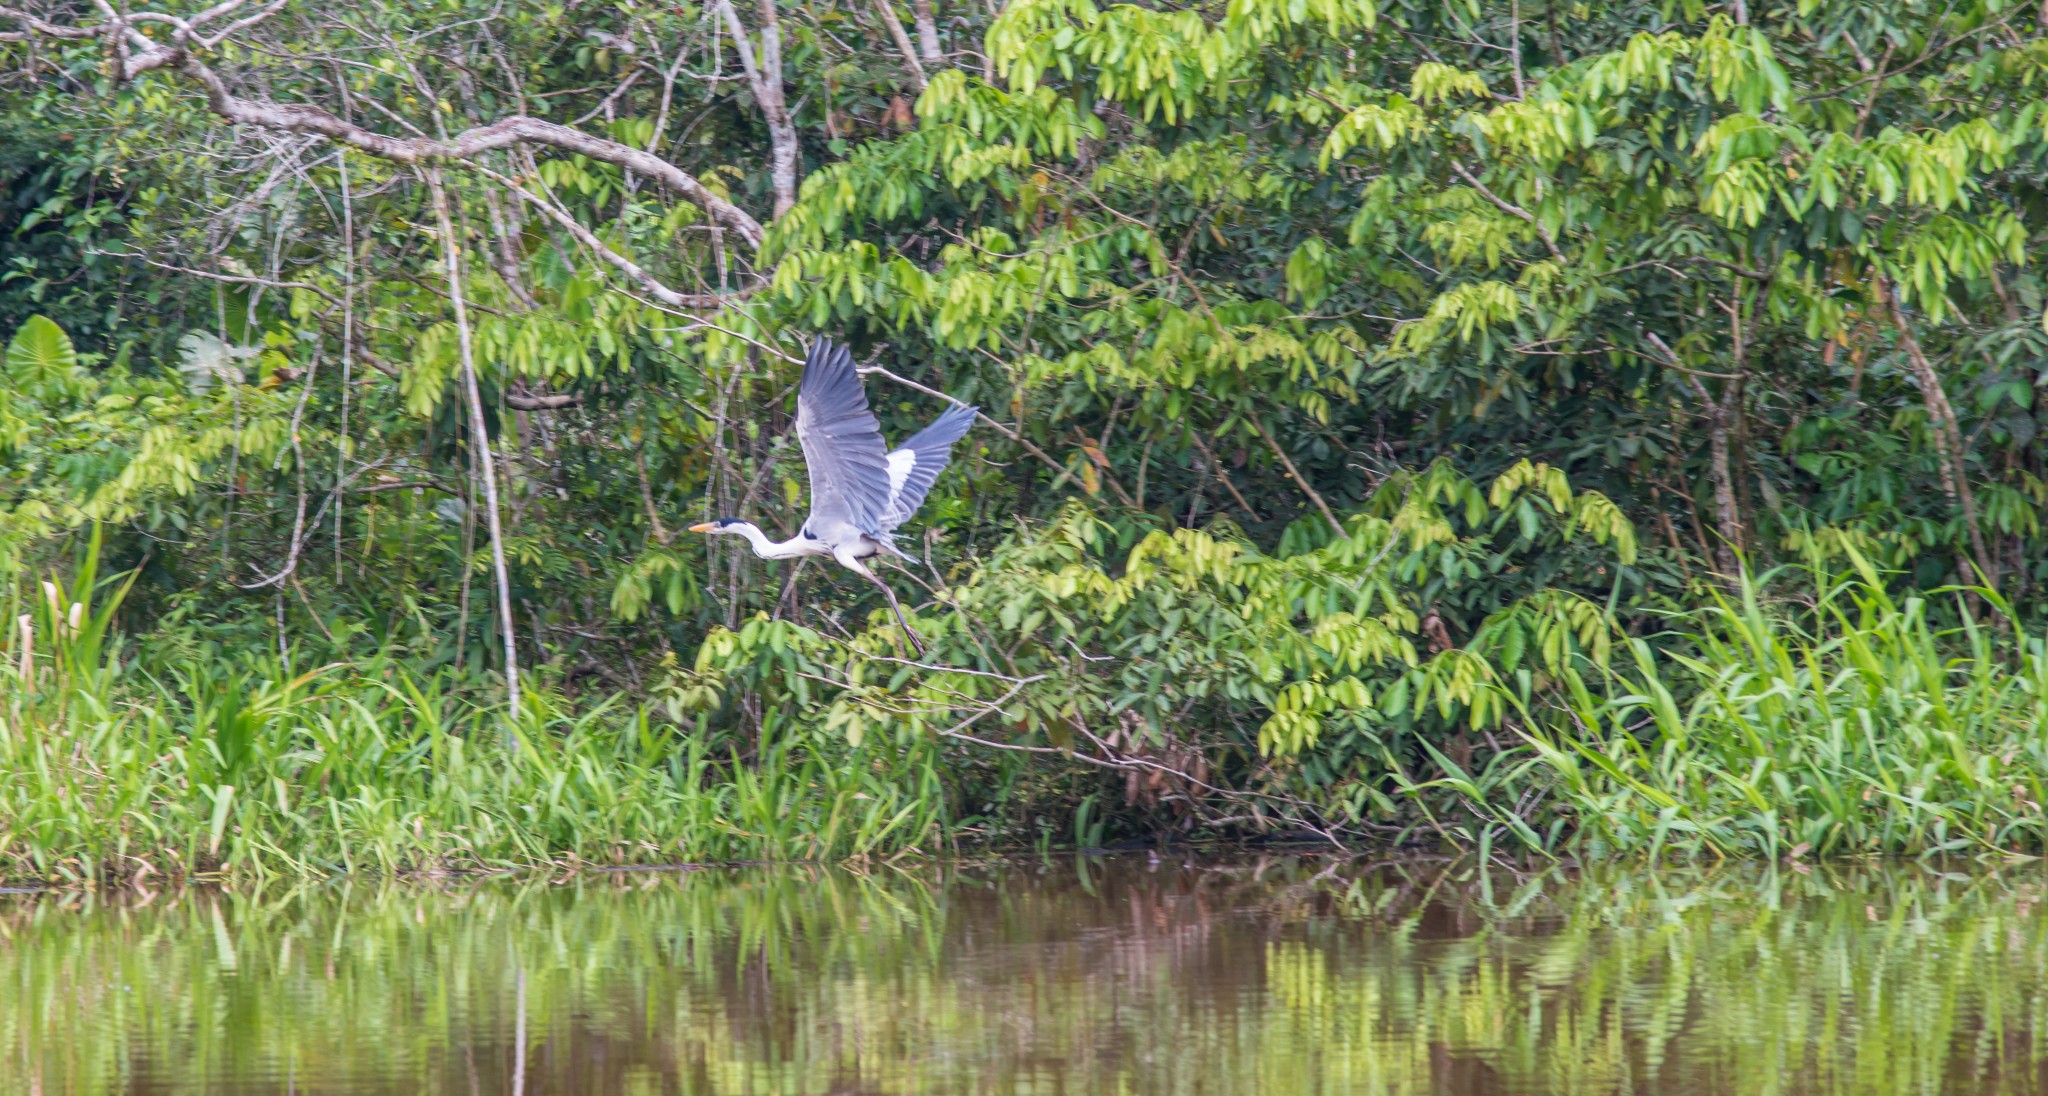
[691, 338, 976, 653]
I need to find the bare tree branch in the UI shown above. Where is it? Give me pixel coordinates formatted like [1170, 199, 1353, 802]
[0, 6, 767, 248]
[863, 363, 1140, 507]
[473, 164, 735, 311]
[504, 391, 581, 410]
[182, 56, 765, 247]
[870, 0, 927, 90]
[0, 4, 96, 39]
[1247, 414, 1345, 538]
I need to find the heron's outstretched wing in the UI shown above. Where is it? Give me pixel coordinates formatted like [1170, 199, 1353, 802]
[880, 402, 977, 532]
[795, 338, 892, 537]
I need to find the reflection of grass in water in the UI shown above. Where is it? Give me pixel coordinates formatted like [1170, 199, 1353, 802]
[2, 859, 2045, 1094]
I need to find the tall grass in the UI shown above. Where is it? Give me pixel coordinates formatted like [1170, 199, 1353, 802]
[1417, 567, 2048, 858]
[12, 531, 2048, 881]
[0, 667, 958, 882]
[0, 538, 960, 884]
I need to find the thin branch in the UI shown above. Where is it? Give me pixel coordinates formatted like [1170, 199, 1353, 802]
[635, 449, 672, 546]
[236, 347, 319, 590]
[1684, 255, 1775, 283]
[1448, 160, 1565, 262]
[1246, 414, 1345, 537]
[1638, 333, 1742, 381]
[472, 164, 732, 310]
[870, 0, 927, 89]
[1189, 430, 1260, 522]
[92, 251, 340, 304]
[429, 169, 522, 716]
[1878, 274, 1996, 590]
[851, 652, 1041, 682]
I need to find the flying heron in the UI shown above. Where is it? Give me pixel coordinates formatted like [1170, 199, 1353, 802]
[690, 338, 977, 653]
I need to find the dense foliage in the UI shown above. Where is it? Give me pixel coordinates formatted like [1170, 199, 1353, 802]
[6, 0, 2048, 869]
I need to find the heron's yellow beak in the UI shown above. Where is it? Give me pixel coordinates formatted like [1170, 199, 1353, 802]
[688, 522, 717, 533]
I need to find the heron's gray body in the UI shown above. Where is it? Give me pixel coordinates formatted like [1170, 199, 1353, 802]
[692, 338, 977, 651]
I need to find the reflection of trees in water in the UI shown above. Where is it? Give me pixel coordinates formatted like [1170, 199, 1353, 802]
[1, 859, 2046, 1094]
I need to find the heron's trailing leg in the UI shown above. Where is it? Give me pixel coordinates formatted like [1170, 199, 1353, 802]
[851, 558, 926, 655]
[872, 573, 927, 656]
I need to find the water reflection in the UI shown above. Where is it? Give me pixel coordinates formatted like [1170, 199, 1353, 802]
[3, 856, 2045, 1094]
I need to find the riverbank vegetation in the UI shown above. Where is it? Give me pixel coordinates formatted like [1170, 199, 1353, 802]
[7, 0, 2048, 878]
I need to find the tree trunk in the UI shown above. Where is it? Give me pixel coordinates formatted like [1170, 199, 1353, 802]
[1703, 400, 1743, 577]
[429, 171, 522, 717]
[1650, 329, 1744, 577]
[912, 0, 944, 65]
[716, 0, 800, 217]
[1880, 275, 1996, 590]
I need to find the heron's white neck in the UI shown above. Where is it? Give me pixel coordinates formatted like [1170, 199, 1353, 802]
[727, 522, 812, 559]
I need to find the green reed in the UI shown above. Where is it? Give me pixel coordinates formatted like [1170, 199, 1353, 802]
[0, 544, 960, 882]
[13, 528, 2048, 882]
[0, 660, 958, 882]
[1419, 564, 2048, 859]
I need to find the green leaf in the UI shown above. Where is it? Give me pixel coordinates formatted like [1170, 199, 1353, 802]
[5, 315, 79, 401]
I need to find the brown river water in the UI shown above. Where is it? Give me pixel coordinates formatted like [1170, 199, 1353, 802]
[2, 854, 2045, 1094]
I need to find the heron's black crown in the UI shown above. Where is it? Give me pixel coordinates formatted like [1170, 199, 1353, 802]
[715, 517, 742, 527]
